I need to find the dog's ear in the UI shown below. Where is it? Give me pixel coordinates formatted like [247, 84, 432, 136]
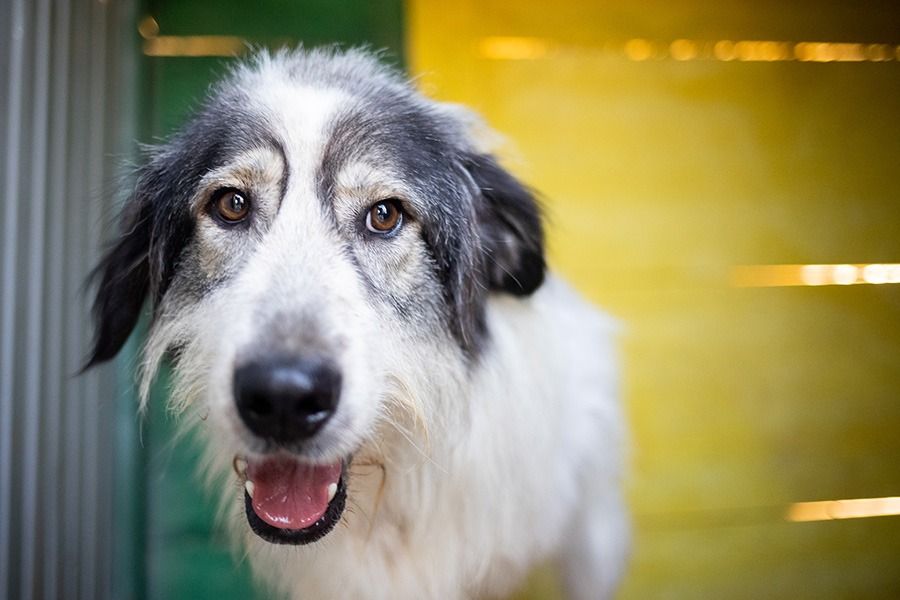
[84, 142, 196, 371]
[83, 197, 153, 370]
[465, 153, 546, 296]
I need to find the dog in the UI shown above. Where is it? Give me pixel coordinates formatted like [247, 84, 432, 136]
[87, 47, 629, 599]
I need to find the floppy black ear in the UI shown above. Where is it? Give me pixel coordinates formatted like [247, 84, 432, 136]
[466, 153, 546, 296]
[83, 199, 152, 370]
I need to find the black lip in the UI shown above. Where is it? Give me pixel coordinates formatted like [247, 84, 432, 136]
[244, 474, 347, 545]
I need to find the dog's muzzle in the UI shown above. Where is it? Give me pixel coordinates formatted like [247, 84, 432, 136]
[233, 355, 348, 545]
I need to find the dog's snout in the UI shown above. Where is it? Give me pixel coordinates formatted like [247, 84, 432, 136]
[234, 357, 341, 444]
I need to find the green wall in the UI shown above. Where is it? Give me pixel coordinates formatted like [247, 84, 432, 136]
[135, 2, 405, 598]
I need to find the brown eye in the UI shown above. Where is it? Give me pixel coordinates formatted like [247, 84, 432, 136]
[212, 189, 250, 224]
[365, 199, 403, 234]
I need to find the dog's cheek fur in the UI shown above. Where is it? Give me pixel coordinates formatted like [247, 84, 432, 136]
[347, 228, 447, 346]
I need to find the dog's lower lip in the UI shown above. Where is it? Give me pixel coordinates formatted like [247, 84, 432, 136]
[244, 464, 348, 545]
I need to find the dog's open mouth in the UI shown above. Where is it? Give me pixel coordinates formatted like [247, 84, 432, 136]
[241, 455, 347, 545]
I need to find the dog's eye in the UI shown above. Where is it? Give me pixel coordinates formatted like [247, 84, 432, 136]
[365, 200, 403, 234]
[211, 189, 251, 224]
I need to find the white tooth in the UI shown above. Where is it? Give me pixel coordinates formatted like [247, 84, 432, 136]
[245, 480, 255, 498]
[234, 457, 247, 475]
[327, 482, 338, 502]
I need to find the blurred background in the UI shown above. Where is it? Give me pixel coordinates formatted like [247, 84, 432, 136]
[1, 0, 899, 598]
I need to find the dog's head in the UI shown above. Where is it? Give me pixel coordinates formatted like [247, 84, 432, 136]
[87, 48, 544, 545]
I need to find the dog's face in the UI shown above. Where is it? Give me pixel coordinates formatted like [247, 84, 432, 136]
[88, 49, 544, 545]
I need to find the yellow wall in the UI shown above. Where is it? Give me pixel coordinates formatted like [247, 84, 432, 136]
[407, 1, 900, 597]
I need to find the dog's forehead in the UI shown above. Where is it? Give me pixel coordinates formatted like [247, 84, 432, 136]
[249, 79, 349, 176]
[228, 54, 461, 197]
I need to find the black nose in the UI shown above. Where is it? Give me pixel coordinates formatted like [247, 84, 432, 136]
[234, 356, 341, 444]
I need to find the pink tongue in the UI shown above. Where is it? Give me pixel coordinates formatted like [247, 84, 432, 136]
[247, 456, 342, 530]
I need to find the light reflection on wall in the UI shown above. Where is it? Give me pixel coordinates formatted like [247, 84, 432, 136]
[478, 35, 900, 63]
[787, 496, 900, 522]
[137, 18, 900, 63]
[478, 36, 550, 61]
[731, 264, 900, 287]
[139, 16, 245, 57]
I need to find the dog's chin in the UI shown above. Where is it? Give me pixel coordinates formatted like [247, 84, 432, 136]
[241, 454, 349, 545]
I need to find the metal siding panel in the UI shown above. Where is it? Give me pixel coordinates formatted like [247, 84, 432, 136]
[0, 1, 134, 598]
[99, 3, 138, 596]
[81, 1, 109, 597]
[40, 2, 73, 596]
[20, 0, 52, 596]
[61, 0, 90, 594]
[0, 0, 27, 596]
[109, 4, 144, 595]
